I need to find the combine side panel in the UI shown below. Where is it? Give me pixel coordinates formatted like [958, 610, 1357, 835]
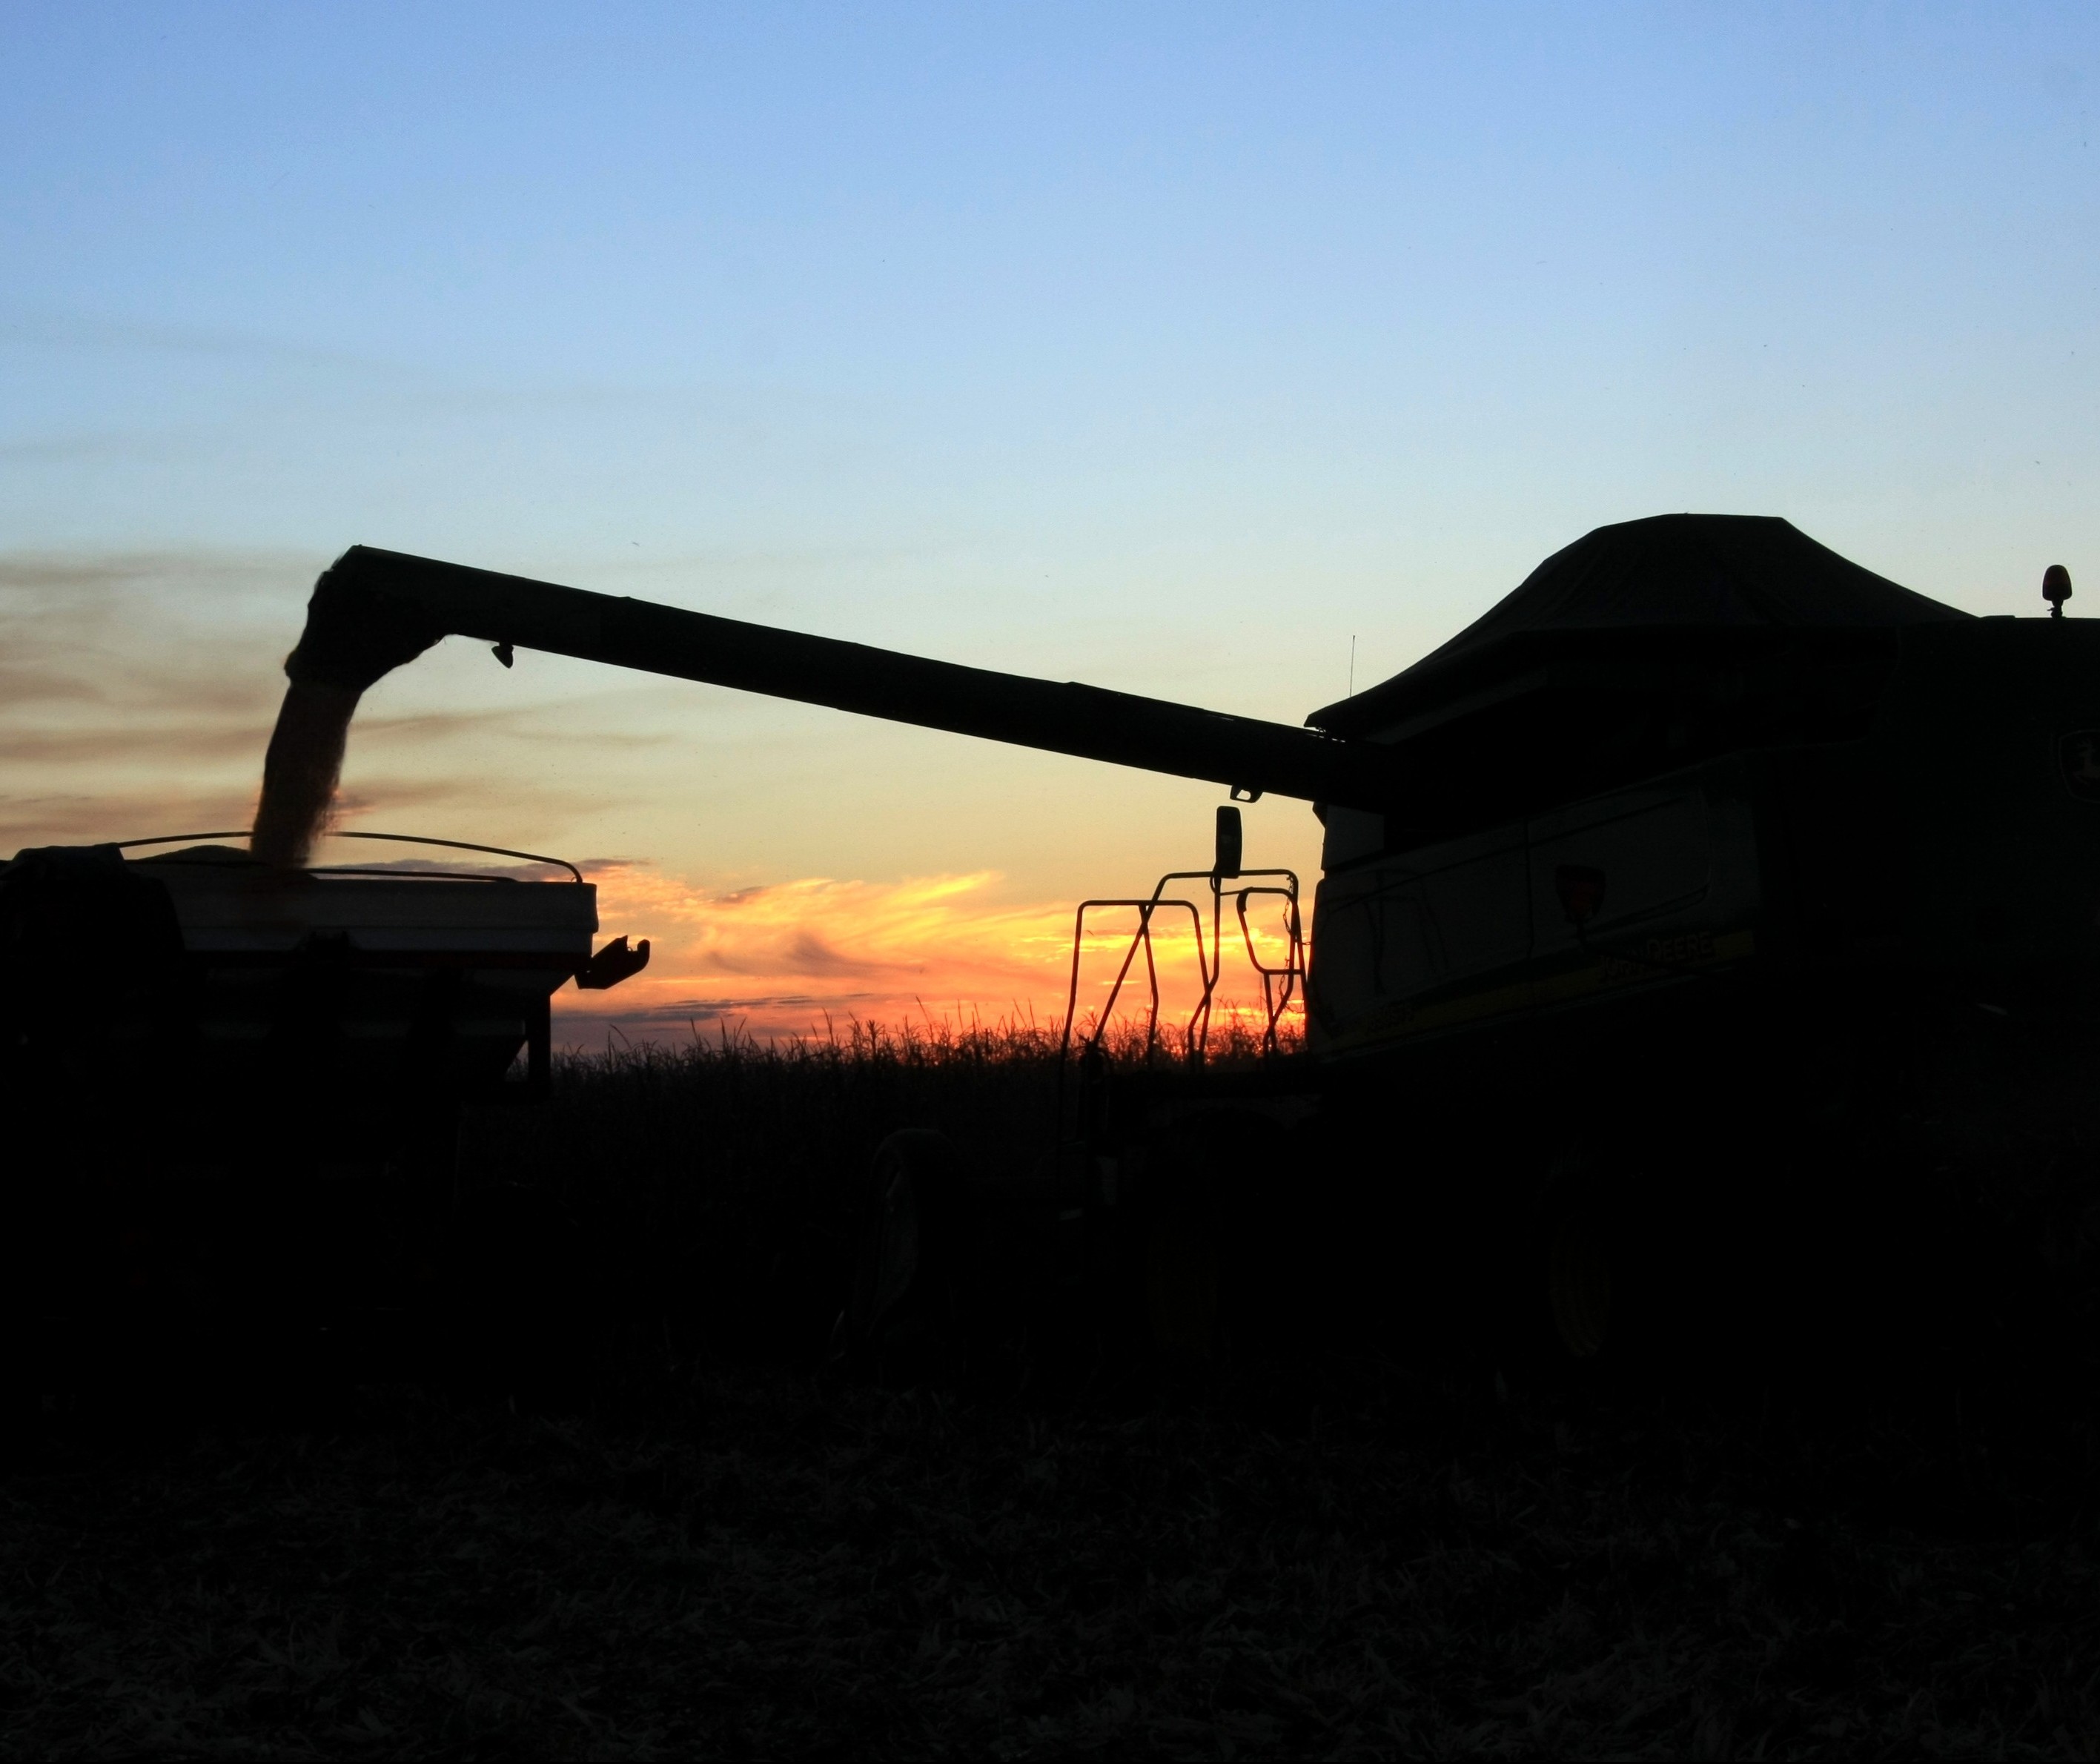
[1307, 822, 1529, 1053]
[1873, 621, 2100, 1023]
[1307, 758, 1764, 1062]
[1527, 765, 1762, 1023]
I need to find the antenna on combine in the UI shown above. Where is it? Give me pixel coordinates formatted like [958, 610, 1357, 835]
[2044, 563, 2073, 619]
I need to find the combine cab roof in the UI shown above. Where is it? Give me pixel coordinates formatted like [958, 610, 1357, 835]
[1311, 514, 1970, 738]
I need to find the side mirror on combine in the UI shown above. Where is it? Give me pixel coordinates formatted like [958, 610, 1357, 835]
[1213, 805, 1244, 880]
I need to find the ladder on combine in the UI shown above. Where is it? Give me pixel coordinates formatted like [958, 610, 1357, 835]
[1057, 806, 1305, 1070]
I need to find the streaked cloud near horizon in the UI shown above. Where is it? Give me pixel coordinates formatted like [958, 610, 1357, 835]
[560, 863, 1299, 1044]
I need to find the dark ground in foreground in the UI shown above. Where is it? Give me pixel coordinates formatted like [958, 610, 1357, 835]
[7, 1032, 2100, 1757]
[4, 1364, 2099, 1759]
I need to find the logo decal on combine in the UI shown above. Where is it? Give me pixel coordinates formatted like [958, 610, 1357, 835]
[1554, 864, 1606, 928]
[2062, 732, 2100, 803]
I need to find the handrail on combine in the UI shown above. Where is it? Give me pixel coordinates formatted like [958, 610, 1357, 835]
[1064, 892, 1208, 1065]
[113, 829, 585, 884]
[1058, 865, 1305, 1071]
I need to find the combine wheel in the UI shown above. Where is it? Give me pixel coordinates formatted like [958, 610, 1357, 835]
[1137, 1111, 1291, 1362]
[1142, 1158, 1225, 1361]
[1546, 1213, 1614, 1359]
[1521, 1162, 1636, 1372]
[845, 1130, 969, 1384]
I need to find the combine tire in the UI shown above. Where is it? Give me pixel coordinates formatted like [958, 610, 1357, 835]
[1546, 1210, 1614, 1360]
[1514, 1161, 1636, 1375]
[846, 1130, 969, 1385]
[1137, 1111, 1293, 1362]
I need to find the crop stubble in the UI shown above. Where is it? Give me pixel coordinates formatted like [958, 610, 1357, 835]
[4, 1023, 2099, 1758]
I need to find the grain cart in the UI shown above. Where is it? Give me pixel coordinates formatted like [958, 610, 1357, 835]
[0, 829, 649, 1376]
[127, 514, 2100, 1373]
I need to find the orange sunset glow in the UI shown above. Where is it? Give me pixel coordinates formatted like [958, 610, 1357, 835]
[563, 860, 1305, 1045]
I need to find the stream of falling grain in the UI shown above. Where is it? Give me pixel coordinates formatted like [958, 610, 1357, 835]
[249, 680, 362, 868]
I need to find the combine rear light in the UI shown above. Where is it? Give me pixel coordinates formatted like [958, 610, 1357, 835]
[1554, 865, 1606, 929]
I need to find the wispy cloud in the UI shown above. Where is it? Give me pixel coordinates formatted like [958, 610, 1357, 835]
[0, 546, 669, 852]
[0, 431, 207, 465]
[332, 855, 637, 881]
[0, 789, 259, 849]
[0, 546, 314, 597]
[0, 551, 306, 848]
[329, 774, 622, 825]
[559, 864, 1301, 1042]
[1, 308, 412, 377]
[348, 704, 675, 750]
[0, 664, 104, 707]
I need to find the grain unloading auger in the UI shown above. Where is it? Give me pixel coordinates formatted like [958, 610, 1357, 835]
[276, 542, 1406, 806]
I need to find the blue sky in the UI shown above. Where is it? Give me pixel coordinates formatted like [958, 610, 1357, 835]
[2, 2, 2096, 1024]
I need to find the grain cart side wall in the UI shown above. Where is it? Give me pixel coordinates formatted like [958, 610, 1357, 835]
[133, 853, 600, 1135]
[0, 843, 189, 1124]
[0, 845, 600, 1344]
[0, 845, 599, 1166]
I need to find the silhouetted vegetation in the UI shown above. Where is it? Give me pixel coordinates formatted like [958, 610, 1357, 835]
[5, 1026, 2099, 1757]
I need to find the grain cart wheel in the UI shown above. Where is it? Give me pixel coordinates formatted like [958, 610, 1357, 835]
[846, 1130, 969, 1385]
